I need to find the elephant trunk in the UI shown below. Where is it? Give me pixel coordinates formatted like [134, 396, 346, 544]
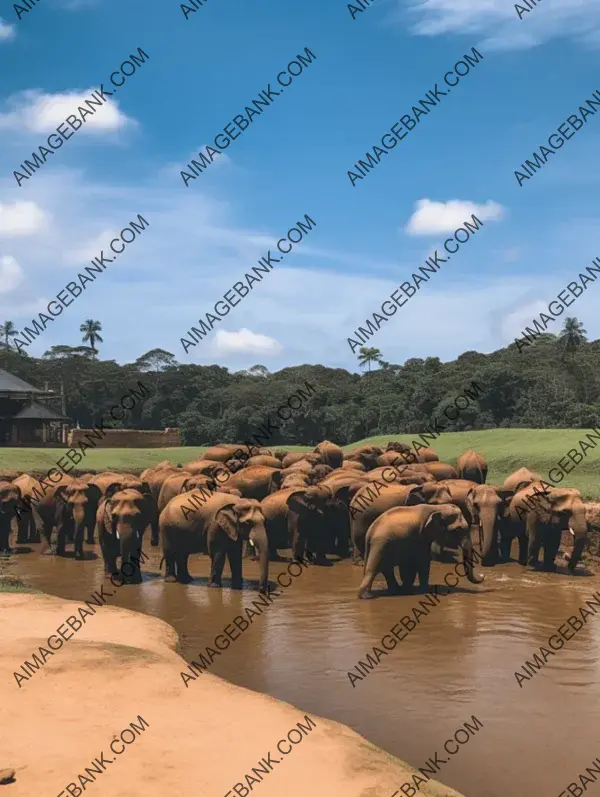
[250, 524, 269, 593]
[461, 533, 485, 584]
[567, 509, 588, 571]
[479, 507, 497, 560]
[118, 522, 142, 583]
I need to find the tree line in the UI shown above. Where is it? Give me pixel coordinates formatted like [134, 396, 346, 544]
[0, 316, 596, 446]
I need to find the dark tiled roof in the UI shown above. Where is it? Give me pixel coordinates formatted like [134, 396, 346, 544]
[14, 401, 68, 420]
[0, 368, 42, 393]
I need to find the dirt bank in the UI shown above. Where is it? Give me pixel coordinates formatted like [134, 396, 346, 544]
[0, 591, 466, 797]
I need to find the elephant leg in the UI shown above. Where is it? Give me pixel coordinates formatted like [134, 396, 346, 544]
[73, 526, 85, 560]
[164, 551, 177, 582]
[542, 529, 561, 572]
[382, 566, 401, 594]
[85, 514, 95, 545]
[30, 515, 41, 544]
[209, 548, 226, 588]
[398, 559, 417, 592]
[228, 543, 243, 590]
[499, 530, 513, 562]
[351, 543, 363, 566]
[150, 518, 159, 547]
[55, 523, 68, 556]
[0, 521, 10, 553]
[416, 545, 432, 592]
[16, 514, 28, 544]
[177, 553, 192, 583]
[527, 528, 543, 568]
[358, 538, 386, 599]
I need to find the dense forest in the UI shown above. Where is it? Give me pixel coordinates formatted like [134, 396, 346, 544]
[0, 317, 597, 446]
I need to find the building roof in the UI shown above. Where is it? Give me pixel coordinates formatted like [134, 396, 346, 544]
[13, 401, 68, 420]
[0, 368, 43, 394]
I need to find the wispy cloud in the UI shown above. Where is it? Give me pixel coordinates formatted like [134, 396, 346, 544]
[405, 198, 505, 235]
[0, 19, 15, 41]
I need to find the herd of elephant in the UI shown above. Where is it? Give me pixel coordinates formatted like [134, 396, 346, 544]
[0, 440, 590, 598]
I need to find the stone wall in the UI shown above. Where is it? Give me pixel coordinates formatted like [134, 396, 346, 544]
[68, 428, 181, 448]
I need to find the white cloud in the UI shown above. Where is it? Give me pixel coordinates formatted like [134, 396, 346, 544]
[0, 201, 49, 237]
[405, 0, 600, 50]
[0, 19, 15, 41]
[0, 89, 133, 135]
[63, 228, 116, 265]
[0, 256, 24, 293]
[405, 198, 505, 235]
[213, 329, 283, 356]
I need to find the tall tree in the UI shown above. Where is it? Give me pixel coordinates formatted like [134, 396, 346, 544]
[357, 346, 383, 372]
[559, 317, 588, 360]
[80, 320, 103, 356]
[0, 320, 18, 348]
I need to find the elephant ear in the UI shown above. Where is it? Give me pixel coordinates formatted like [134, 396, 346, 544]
[105, 481, 123, 500]
[286, 490, 311, 514]
[215, 505, 239, 541]
[406, 485, 425, 505]
[422, 510, 442, 536]
[86, 483, 102, 503]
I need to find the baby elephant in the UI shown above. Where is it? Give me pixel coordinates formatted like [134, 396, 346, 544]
[358, 503, 484, 599]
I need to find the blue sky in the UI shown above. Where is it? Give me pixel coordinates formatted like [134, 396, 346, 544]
[0, 0, 599, 372]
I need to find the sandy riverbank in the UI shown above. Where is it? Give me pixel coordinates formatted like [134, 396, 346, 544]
[0, 590, 466, 797]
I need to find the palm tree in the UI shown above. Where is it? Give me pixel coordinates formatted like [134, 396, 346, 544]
[0, 320, 18, 348]
[80, 319, 103, 356]
[559, 317, 587, 360]
[357, 346, 383, 372]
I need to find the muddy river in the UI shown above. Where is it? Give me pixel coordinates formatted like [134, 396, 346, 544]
[6, 545, 600, 797]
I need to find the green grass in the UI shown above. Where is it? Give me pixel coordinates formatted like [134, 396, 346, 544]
[0, 429, 598, 498]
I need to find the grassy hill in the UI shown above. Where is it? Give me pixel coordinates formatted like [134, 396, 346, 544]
[1, 428, 598, 498]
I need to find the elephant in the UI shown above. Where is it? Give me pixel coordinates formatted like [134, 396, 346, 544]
[503, 467, 541, 494]
[223, 466, 283, 500]
[385, 441, 412, 454]
[286, 484, 352, 565]
[261, 487, 297, 559]
[506, 483, 588, 571]
[357, 504, 485, 599]
[140, 460, 173, 480]
[342, 460, 366, 472]
[415, 447, 439, 463]
[157, 472, 215, 514]
[139, 466, 182, 501]
[272, 449, 288, 461]
[281, 452, 309, 469]
[245, 455, 283, 469]
[309, 464, 333, 483]
[423, 462, 459, 481]
[457, 450, 488, 483]
[184, 459, 231, 479]
[313, 440, 344, 469]
[54, 480, 102, 558]
[103, 479, 159, 547]
[376, 451, 409, 468]
[350, 482, 453, 562]
[13, 473, 74, 550]
[344, 447, 382, 471]
[464, 483, 511, 564]
[203, 444, 249, 462]
[160, 491, 269, 592]
[364, 466, 435, 485]
[96, 489, 153, 583]
[0, 481, 21, 553]
[281, 472, 312, 489]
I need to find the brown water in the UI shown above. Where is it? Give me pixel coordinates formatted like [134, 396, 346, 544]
[6, 544, 600, 797]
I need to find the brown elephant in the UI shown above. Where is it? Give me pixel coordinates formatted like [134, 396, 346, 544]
[281, 472, 311, 489]
[376, 451, 409, 468]
[261, 487, 298, 560]
[364, 466, 435, 485]
[245, 455, 283, 469]
[506, 483, 588, 571]
[0, 481, 21, 553]
[385, 441, 412, 454]
[350, 482, 453, 562]
[343, 446, 383, 471]
[465, 483, 511, 563]
[184, 459, 231, 479]
[281, 452, 309, 468]
[272, 449, 288, 461]
[54, 480, 102, 557]
[457, 450, 488, 483]
[313, 440, 344, 469]
[13, 473, 74, 550]
[358, 503, 485, 599]
[203, 444, 249, 462]
[139, 466, 182, 500]
[101, 478, 159, 547]
[342, 460, 366, 472]
[423, 462, 459, 481]
[310, 464, 333, 482]
[158, 473, 216, 514]
[96, 489, 153, 583]
[503, 467, 541, 494]
[286, 484, 351, 565]
[225, 466, 283, 500]
[415, 447, 439, 463]
[160, 491, 269, 591]
[140, 460, 174, 480]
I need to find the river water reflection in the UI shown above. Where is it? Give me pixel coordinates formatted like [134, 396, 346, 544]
[7, 545, 600, 797]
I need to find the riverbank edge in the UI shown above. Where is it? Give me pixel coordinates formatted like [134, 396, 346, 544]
[0, 589, 467, 797]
